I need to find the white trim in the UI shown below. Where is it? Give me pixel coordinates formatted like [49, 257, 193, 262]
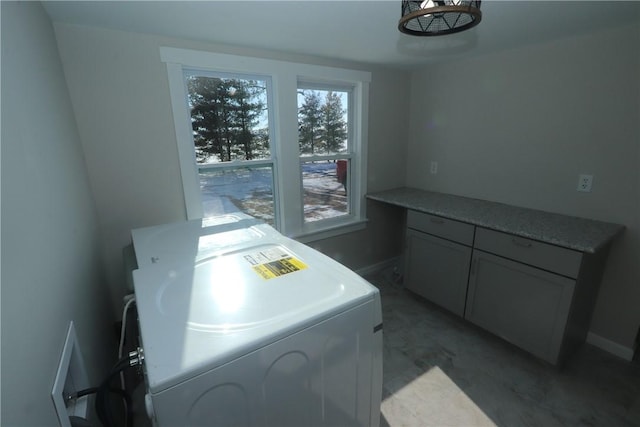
[295, 219, 368, 244]
[300, 154, 352, 162]
[52, 322, 91, 427]
[355, 81, 369, 222]
[161, 46, 371, 238]
[160, 47, 371, 83]
[586, 332, 636, 361]
[355, 256, 403, 277]
[165, 62, 203, 219]
[277, 71, 302, 232]
[199, 159, 275, 171]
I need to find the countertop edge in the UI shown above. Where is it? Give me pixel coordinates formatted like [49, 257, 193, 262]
[367, 188, 625, 254]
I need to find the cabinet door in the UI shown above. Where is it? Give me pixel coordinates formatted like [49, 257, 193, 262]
[465, 250, 575, 364]
[404, 229, 472, 316]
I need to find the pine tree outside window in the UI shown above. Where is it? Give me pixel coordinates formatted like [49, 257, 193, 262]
[298, 85, 352, 223]
[185, 72, 276, 225]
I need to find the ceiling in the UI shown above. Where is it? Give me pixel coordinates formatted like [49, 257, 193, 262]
[42, 1, 640, 69]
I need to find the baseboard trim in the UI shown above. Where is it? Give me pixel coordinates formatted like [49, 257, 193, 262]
[586, 332, 636, 361]
[355, 256, 402, 277]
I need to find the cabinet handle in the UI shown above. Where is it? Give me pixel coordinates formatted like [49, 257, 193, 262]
[430, 217, 445, 224]
[511, 237, 533, 248]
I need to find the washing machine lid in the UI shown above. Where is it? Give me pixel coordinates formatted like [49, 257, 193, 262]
[131, 214, 275, 268]
[133, 234, 379, 394]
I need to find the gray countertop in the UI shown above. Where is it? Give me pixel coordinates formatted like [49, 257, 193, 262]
[367, 187, 624, 254]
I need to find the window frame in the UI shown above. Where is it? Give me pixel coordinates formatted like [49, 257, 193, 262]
[161, 47, 370, 241]
[297, 83, 354, 230]
[183, 70, 280, 224]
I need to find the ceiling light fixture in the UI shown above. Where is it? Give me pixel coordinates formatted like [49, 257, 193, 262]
[399, 0, 482, 36]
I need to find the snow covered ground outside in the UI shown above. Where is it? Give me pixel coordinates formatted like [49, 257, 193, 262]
[199, 162, 347, 225]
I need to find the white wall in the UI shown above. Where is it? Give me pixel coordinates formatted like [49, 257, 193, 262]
[406, 24, 640, 352]
[52, 23, 410, 313]
[1, 2, 113, 426]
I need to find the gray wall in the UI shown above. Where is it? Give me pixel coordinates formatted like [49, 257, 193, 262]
[308, 66, 410, 268]
[406, 24, 640, 351]
[52, 23, 410, 313]
[1, 2, 113, 426]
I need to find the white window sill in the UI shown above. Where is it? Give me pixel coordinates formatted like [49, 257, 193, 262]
[293, 218, 368, 244]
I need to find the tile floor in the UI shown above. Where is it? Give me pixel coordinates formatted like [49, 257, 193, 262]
[366, 270, 640, 427]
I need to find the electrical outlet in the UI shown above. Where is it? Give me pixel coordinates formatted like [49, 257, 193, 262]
[52, 322, 91, 427]
[577, 174, 593, 192]
[430, 161, 438, 175]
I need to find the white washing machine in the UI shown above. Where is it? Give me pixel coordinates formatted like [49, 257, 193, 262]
[131, 217, 383, 427]
[131, 213, 273, 268]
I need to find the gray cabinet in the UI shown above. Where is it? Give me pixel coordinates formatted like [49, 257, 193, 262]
[404, 211, 473, 316]
[369, 189, 622, 365]
[464, 227, 602, 365]
[403, 212, 610, 365]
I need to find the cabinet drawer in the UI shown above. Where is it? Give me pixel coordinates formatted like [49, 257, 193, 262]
[474, 228, 582, 278]
[407, 210, 474, 246]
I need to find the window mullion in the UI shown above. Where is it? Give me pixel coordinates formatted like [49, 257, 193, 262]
[272, 72, 303, 235]
[352, 81, 369, 220]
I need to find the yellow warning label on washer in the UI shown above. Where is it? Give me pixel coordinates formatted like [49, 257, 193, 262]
[252, 257, 307, 280]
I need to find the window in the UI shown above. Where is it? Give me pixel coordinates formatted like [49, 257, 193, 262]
[185, 72, 276, 225]
[162, 47, 370, 240]
[298, 85, 351, 223]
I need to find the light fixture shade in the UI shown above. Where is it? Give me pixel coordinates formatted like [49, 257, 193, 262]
[399, 0, 482, 36]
